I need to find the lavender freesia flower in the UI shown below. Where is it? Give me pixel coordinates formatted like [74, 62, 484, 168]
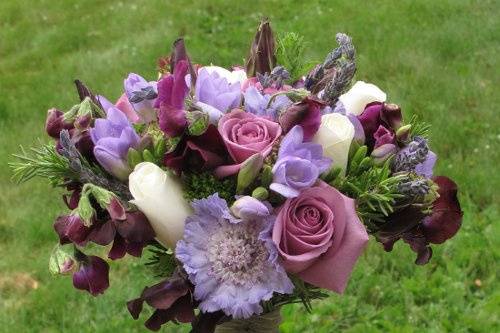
[270, 125, 332, 198]
[176, 194, 293, 319]
[191, 67, 242, 124]
[124, 73, 158, 123]
[90, 108, 140, 180]
[244, 86, 292, 120]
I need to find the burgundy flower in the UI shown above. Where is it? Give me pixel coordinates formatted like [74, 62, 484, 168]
[373, 125, 396, 148]
[357, 102, 402, 150]
[164, 125, 229, 175]
[73, 255, 110, 296]
[54, 214, 91, 246]
[422, 176, 463, 244]
[156, 60, 189, 137]
[46, 108, 73, 138]
[279, 96, 324, 141]
[127, 270, 195, 331]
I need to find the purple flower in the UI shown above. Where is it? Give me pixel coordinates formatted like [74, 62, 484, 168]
[156, 60, 189, 137]
[244, 86, 292, 120]
[90, 108, 140, 180]
[124, 73, 158, 123]
[279, 96, 323, 141]
[193, 67, 242, 123]
[230, 196, 271, 220]
[73, 255, 109, 296]
[176, 194, 293, 319]
[270, 126, 332, 198]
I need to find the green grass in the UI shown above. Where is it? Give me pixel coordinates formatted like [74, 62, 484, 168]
[1, 0, 499, 332]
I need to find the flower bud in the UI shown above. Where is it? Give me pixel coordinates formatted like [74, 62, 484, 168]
[231, 196, 270, 220]
[251, 187, 269, 200]
[245, 19, 276, 77]
[381, 103, 402, 130]
[49, 245, 77, 275]
[45, 108, 73, 138]
[236, 153, 264, 194]
[396, 124, 412, 141]
[371, 143, 397, 165]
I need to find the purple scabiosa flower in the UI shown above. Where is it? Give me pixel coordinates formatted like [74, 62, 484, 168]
[124, 73, 158, 123]
[90, 108, 140, 180]
[270, 125, 332, 198]
[192, 67, 242, 123]
[243, 86, 292, 120]
[176, 194, 293, 319]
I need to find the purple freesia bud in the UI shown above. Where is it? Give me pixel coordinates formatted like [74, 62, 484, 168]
[279, 96, 324, 141]
[193, 67, 242, 122]
[371, 143, 397, 165]
[373, 125, 395, 148]
[422, 176, 463, 244]
[73, 254, 110, 296]
[124, 73, 158, 123]
[231, 196, 271, 219]
[90, 108, 140, 180]
[270, 125, 332, 198]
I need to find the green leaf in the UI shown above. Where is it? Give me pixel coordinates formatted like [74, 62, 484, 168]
[276, 32, 310, 82]
[127, 148, 143, 169]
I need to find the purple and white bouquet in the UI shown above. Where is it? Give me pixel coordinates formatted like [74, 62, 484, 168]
[12, 20, 463, 332]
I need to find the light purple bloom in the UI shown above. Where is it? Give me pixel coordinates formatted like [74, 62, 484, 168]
[244, 86, 292, 120]
[415, 151, 437, 178]
[176, 194, 293, 319]
[90, 108, 140, 180]
[191, 68, 242, 124]
[230, 196, 271, 220]
[270, 125, 332, 198]
[124, 73, 158, 123]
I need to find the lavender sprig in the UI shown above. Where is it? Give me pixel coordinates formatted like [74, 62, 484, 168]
[59, 130, 132, 200]
[257, 66, 290, 89]
[392, 137, 429, 173]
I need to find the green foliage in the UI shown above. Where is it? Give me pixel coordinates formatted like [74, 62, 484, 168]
[325, 146, 405, 232]
[10, 143, 75, 186]
[183, 172, 236, 205]
[264, 275, 329, 313]
[145, 242, 178, 278]
[407, 114, 431, 140]
[276, 32, 312, 82]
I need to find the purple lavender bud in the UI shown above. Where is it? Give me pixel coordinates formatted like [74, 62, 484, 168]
[393, 137, 433, 175]
[90, 108, 140, 180]
[72, 254, 110, 296]
[124, 73, 158, 123]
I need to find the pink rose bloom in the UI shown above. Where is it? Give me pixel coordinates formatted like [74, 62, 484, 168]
[215, 109, 281, 178]
[272, 182, 369, 293]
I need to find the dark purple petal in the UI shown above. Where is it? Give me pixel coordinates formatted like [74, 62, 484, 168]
[88, 220, 116, 246]
[158, 103, 187, 137]
[115, 211, 156, 243]
[357, 102, 383, 150]
[107, 197, 126, 221]
[46, 108, 73, 138]
[72, 256, 109, 296]
[108, 234, 127, 260]
[381, 103, 403, 130]
[54, 215, 91, 246]
[190, 311, 227, 333]
[402, 228, 433, 265]
[126, 242, 144, 257]
[422, 176, 463, 244]
[279, 97, 323, 141]
[141, 277, 189, 310]
[127, 298, 144, 319]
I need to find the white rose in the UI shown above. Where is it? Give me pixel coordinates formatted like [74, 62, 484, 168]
[129, 162, 192, 249]
[313, 113, 355, 175]
[339, 81, 386, 116]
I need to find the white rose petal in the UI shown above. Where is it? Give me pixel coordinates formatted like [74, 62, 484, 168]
[339, 81, 386, 116]
[313, 113, 355, 175]
[129, 162, 192, 249]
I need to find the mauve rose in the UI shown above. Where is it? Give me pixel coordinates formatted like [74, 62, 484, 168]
[218, 109, 282, 163]
[272, 182, 369, 293]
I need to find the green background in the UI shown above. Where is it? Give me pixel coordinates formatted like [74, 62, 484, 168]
[0, 0, 498, 332]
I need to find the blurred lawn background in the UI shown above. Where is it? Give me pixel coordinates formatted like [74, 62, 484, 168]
[0, 0, 499, 332]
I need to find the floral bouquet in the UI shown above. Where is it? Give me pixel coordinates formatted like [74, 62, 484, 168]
[11, 20, 463, 332]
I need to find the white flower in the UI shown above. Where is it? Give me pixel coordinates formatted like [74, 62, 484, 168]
[129, 162, 192, 249]
[312, 113, 355, 175]
[339, 81, 386, 116]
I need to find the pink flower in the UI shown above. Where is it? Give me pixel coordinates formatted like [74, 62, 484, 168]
[217, 109, 282, 169]
[272, 182, 369, 293]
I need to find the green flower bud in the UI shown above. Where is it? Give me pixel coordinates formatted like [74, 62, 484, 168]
[252, 187, 269, 200]
[127, 148, 143, 169]
[77, 193, 95, 227]
[237, 153, 264, 194]
[49, 244, 77, 275]
[396, 124, 412, 141]
[260, 165, 273, 187]
[142, 149, 155, 163]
